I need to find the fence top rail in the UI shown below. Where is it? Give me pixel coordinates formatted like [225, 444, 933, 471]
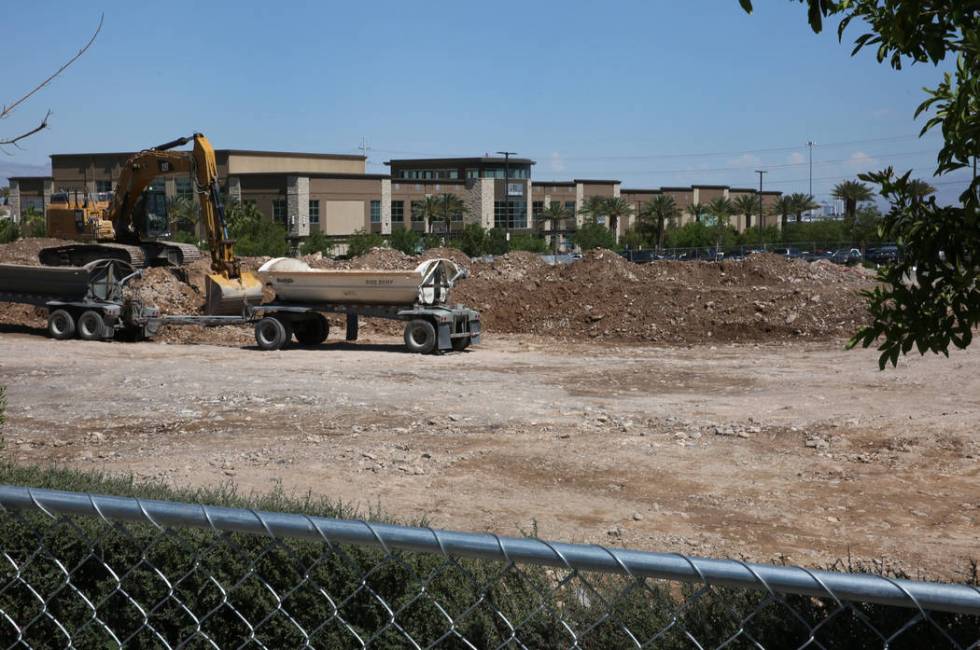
[1, 484, 977, 616]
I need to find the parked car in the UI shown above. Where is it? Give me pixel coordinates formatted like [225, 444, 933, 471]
[866, 245, 900, 265]
[830, 248, 863, 265]
[620, 249, 661, 264]
[769, 247, 803, 259]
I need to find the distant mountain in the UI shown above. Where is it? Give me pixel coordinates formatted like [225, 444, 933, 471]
[0, 160, 50, 185]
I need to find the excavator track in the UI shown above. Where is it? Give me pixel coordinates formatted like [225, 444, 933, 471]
[38, 243, 147, 268]
[37, 241, 201, 268]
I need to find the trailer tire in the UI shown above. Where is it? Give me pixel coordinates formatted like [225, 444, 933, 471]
[294, 314, 329, 346]
[47, 309, 75, 340]
[403, 319, 437, 354]
[77, 310, 106, 341]
[255, 316, 289, 351]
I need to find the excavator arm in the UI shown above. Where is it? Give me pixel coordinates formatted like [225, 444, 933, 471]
[110, 133, 261, 314]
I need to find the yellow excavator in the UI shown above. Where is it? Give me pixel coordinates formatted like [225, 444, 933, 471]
[40, 133, 261, 314]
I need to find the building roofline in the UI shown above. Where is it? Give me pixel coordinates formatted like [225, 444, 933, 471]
[621, 188, 662, 194]
[236, 171, 390, 180]
[532, 180, 576, 187]
[730, 187, 757, 193]
[659, 186, 694, 192]
[50, 150, 365, 161]
[692, 184, 730, 189]
[391, 178, 466, 184]
[573, 179, 620, 184]
[384, 157, 536, 166]
[7, 175, 53, 181]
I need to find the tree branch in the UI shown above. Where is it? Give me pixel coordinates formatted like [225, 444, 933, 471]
[0, 110, 52, 148]
[0, 13, 103, 122]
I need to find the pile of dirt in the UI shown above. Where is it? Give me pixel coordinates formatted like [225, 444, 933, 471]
[452, 251, 873, 344]
[0, 238, 873, 346]
[420, 247, 473, 267]
[0, 238, 64, 266]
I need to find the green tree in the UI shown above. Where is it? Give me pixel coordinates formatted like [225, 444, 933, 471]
[733, 194, 760, 230]
[346, 229, 385, 258]
[411, 196, 443, 234]
[508, 233, 548, 253]
[639, 195, 680, 249]
[706, 197, 734, 227]
[225, 200, 288, 257]
[619, 228, 648, 251]
[771, 195, 794, 230]
[602, 196, 634, 238]
[832, 180, 874, 226]
[486, 228, 509, 255]
[0, 220, 20, 244]
[540, 201, 572, 254]
[787, 193, 819, 223]
[687, 202, 707, 224]
[571, 222, 617, 251]
[741, 0, 980, 365]
[849, 205, 883, 252]
[907, 179, 937, 201]
[576, 196, 607, 226]
[434, 193, 466, 234]
[389, 228, 421, 255]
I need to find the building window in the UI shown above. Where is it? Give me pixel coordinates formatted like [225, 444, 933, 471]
[309, 200, 320, 225]
[396, 169, 459, 180]
[96, 180, 112, 193]
[494, 201, 527, 229]
[391, 201, 404, 222]
[532, 201, 544, 218]
[565, 201, 576, 214]
[175, 177, 193, 201]
[370, 200, 381, 224]
[272, 199, 287, 224]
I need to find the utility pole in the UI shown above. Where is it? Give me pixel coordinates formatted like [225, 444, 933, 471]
[807, 141, 814, 221]
[497, 151, 516, 230]
[755, 169, 767, 229]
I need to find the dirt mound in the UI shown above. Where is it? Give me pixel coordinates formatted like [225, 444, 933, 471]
[348, 247, 414, 270]
[0, 238, 67, 266]
[126, 267, 203, 314]
[453, 253, 873, 344]
[473, 250, 551, 282]
[420, 247, 472, 268]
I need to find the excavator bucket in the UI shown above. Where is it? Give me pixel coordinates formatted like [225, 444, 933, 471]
[205, 271, 263, 315]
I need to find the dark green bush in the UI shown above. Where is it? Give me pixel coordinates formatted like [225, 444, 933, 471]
[346, 229, 385, 258]
[225, 201, 288, 257]
[508, 233, 548, 253]
[0, 220, 19, 244]
[389, 228, 421, 255]
[485, 228, 509, 255]
[300, 230, 333, 256]
[571, 222, 617, 251]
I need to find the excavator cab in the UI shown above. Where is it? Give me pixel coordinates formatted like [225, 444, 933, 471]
[131, 186, 170, 240]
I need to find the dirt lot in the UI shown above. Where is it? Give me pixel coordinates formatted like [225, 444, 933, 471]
[0, 331, 977, 582]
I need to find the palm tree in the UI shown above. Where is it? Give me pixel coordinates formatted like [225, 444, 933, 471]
[577, 195, 607, 225]
[733, 194, 759, 230]
[908, 179, 936, 201]
[707, 197, 734, 227]
[411, 195, 443, 233]
[688, 202, 707, 224]
[602, 197, 634, 239]
[832, 180, 873, 226]
[436, 192, 466, 233]
[771, 195, 794, 230]
[639, 195, 680, 249]
[541, 201, 572, 254]
[788, 193, 819, 223]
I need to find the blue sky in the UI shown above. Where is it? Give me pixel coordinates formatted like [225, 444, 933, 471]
[2, 1, 969, 204]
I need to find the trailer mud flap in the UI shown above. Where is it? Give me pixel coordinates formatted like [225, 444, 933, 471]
[437, 321, 453, 351]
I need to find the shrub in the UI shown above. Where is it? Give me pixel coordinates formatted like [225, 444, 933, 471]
[508, 233, 548, 253]
[389, 228, 421, 255]
[346, 229, 386, 258]
[422, 234, 443, 251]
[0, 220, 19, 244]
[21, 208, 46, 238]
[619, 228, 650, 251]
[485, 228, 509, 255]
[571, 222, 617, 251]
[225, 201, 288, 257]
[300, 230, 333, 256]
[457, 224, 489, 257]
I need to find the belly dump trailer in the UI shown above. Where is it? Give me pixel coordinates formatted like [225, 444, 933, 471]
[162, 257, 481, 353]
[0, 259, 160, 341]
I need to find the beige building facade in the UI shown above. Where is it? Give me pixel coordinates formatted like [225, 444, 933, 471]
[7, 148, 782, 247]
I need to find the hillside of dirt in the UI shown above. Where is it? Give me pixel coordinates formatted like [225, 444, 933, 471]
[0, 238, 874, 345]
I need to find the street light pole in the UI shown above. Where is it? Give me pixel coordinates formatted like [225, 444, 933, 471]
[807, 141, 814, 221]
[755, 169, 767, 229]
[497, 151, 516, 230]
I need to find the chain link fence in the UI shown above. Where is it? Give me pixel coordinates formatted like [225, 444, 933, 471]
[0, 485, 977, 648]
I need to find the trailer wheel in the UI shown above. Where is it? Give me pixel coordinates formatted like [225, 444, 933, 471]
[47, 309, 76, 340]
[255, 316, 289, 351]
[294, 314, 329, 346]
[77, 310, 106, 341]
[403, 319, 437, 354]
